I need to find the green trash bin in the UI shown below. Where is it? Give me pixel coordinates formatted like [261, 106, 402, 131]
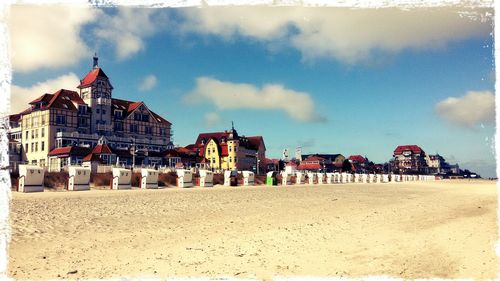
[266, 172, 278, 186]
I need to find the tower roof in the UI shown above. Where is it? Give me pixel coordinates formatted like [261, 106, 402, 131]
[78, 67, 110, 88]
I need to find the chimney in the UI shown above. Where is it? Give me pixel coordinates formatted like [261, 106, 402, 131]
[93, 53, 98, 68]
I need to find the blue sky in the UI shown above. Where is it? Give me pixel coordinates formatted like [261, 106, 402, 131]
[7, 5, 496, 177]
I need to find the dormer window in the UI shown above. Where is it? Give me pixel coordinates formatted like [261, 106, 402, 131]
[114, 110, 123, 119]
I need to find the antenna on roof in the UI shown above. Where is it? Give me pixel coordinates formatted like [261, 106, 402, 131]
[93, 53, 98, 68]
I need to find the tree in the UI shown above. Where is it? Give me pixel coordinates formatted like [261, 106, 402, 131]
[341, 159, 352, 172]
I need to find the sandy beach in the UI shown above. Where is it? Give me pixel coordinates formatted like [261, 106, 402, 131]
[8, 180, 498, 280]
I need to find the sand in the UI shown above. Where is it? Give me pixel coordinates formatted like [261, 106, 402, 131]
[8, 180, 498, 280]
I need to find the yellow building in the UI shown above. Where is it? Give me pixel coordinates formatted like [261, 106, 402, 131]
[193, 126, 266, 172]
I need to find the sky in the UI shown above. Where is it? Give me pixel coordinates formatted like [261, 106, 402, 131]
[4, 3, 496, 177]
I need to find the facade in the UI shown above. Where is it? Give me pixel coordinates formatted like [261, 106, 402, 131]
[7, 56, 173, 171]
[190, 126, 266, 172]
[392, 145, 428, 174]
[299, 153, 345, 172]
[426, 154, 460, 175]
[348, 154, 369, 173]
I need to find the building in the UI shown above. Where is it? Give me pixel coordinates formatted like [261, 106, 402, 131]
[426, 154, 460, 175]
[190, 125, 266, 172]
[7, 55, 173, 171]
[391, 145, 428, 174]
[299, 153, 345, 172]
[297, 153, 345, 172]
[348, 154, 369, 173]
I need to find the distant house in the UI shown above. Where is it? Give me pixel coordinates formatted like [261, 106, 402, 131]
[299, 153, 345, 172]
[348, 155, 369, 173]
[392, 145, 428, 174]
[190, 125, 266, 172]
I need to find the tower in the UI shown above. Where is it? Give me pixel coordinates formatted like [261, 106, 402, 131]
[77, 55, 113, 135]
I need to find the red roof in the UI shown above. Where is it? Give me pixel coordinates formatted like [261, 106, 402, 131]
[82, 154, 103, 162]
[303, 155, 325, 162]
[48, 146, 91, 157]
[78, 67, 110, 88]
[247, 136, 265, 150]
[90, 144, 113, 154]
[195, 132, 230, 146]
[297, 163, 322, 170]
[26, 89, 85, 112]
[394, 145, 423, 155]
[348, 155, 367, 163]
[111, 98, 172, 125]
[263, 158, 279, 165]
[9, 113, 21, 123]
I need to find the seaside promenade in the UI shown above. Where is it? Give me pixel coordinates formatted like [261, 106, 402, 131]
[9, 180, 497, 280]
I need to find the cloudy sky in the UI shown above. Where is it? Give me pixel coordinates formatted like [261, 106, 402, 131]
[5, 3, 496, 177]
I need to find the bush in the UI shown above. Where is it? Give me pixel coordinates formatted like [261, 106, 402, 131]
[131, 172, 141, 187]
[44, 172, 69, 189]
[91, 172, 112, 188]
[255, 175, 266, 185]
[158, 171, 177, 187]
[10, 173, 19, 191]
[213, 173, 224, 185]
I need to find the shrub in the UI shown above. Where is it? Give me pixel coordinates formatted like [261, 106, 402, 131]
[131, 172, 141, 187]
[158, 171, 177, 187]
[10, 173, 19, 191]
[91, 172, 112, 188]
[44, 172, 69, 189]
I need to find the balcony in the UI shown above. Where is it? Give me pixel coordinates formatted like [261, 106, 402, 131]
[96, 98, 111, 106]
[96, 123, 113, 131]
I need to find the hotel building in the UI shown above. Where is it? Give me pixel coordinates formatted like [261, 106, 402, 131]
[7, 56, 173, 171]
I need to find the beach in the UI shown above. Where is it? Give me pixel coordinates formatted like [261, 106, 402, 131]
[8, 180, 498, 280]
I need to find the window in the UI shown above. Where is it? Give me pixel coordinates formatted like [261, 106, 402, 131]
[40, 159, 45, 167]
[229, 146, 232, 152]
[212, 148, 215, 153]
[25, 131, 28, 139]
[142, 114, 149, 122]
[31, 143, 34, 152]
[41, 116, 45, 125]
[56, 115, 66, 125]
[31, 130, 34, 139]
[229, 157, 232, 163]
[41, 141, 45, 151]
[102, 109, 106, 115]
[134, 113, 141, 121]
[78, 105, 87, 115]
[35, 142, 38, 152]
[25, 144, 28, 153]
[78, 118, 87, 127]
[130, 124, 138, 133]
[114, 110, 123, 119]
[145, 126, 152, 134]
[41, 128, 45, 138]
[96, 108, 100, 114]
[35, 129, 38, 139]
[114, 122, 123, 131]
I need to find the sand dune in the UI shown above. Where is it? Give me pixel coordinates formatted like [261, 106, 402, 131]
[8, 180, 498, 280]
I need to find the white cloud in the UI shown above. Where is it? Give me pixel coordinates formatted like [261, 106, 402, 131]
[8, 4, 97, 72]
[9, 73, 80, 115]
[204, 112, 222, 127]
[138, 74, 157, 91]
[177, 7, 491, 63]
[93, 7, 162, 60]
[185, 77, 325, 123]
[435, 91, 495, 128]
